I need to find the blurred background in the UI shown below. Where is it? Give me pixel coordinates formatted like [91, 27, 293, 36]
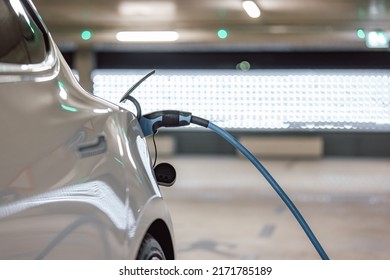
[33, 0, 390, 259]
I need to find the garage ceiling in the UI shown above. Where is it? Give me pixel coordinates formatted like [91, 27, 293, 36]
[32, 0, 390, 51]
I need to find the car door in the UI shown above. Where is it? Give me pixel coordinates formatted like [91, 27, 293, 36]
[0, 0, 154, 259]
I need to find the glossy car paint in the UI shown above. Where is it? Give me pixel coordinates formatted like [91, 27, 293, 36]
[0, 0, 174, 259]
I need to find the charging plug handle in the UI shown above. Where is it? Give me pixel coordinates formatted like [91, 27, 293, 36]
[140, 110, 192, 137]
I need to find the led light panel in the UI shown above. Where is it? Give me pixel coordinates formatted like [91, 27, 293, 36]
[93, 69, 390, 131]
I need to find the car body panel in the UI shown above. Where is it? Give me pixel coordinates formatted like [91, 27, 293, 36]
[0, 0, 174, 259]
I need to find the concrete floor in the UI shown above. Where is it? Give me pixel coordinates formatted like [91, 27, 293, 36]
[160, 156, 390, 260]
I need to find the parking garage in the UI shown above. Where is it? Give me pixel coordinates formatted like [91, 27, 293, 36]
[2, 0, 390, 262]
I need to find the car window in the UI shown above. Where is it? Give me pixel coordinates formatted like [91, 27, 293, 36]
[0, 0, 46, 65]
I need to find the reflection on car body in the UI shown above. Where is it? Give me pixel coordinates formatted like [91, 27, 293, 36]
[0, 0, 174, 259]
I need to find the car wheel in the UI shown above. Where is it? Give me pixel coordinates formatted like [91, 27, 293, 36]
[137, 233, 166, 260]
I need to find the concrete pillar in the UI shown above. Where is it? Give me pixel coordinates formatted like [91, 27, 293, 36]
[74, 47, 94, 93]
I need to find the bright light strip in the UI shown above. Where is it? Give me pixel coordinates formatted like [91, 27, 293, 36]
[366, 31, 389, 48]
[242, 1, 261, 18]
[118, 2, 176, 16]
[116, 31, 179, 42]
[93, 69, 390, 131]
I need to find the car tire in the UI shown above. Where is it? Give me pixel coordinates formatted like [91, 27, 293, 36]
[136, 233, 166, 260]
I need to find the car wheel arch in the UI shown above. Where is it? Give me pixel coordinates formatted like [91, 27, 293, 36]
[141, 219, 175, 260]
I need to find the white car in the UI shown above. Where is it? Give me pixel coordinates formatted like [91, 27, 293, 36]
[0, 0, 175, 259]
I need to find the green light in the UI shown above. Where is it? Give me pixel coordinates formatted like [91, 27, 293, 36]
[81, 30, 93, 40]
[217, 29, 229, 39]
[236, 61, 251, 71]
[357, 29, 365, 39]
[61, 104, 78, 112]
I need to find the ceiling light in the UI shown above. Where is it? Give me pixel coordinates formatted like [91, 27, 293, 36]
[356, 29, 366, 39]
[81, 30, 93, 41]
[116, 31, 179, 42]
[366, 31, 389, 48]
[118, 2, 176, 17]
[242, 1, 261, 18]
[217, 29, 229, 39]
